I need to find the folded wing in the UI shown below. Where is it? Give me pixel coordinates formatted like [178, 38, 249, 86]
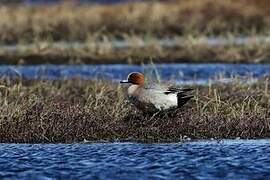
[164, 86, 193, 107]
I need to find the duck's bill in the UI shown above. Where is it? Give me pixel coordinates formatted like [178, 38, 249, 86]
[120, 80, 129, 83]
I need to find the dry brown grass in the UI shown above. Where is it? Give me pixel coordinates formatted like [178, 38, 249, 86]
[0, 77, 269, 143]
[0, 0, 270, 43]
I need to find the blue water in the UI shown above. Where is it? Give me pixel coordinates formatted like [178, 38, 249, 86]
[0, 140, 270, 179]
[1, 63, 270, 84]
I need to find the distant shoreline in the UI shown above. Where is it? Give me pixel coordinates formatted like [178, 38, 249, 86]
[0, 36, 270, 64]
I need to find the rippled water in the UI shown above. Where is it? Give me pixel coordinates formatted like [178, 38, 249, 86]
[1, 140, 270, 179]
[1, 63, 270, 84]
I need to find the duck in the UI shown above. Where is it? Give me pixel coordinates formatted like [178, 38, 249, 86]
[120, 72, 193, 113]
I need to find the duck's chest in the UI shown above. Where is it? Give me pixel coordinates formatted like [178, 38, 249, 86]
[127, 85, 141, 96]
[127, 86, 145, 109]
[127, 85, 155, 112]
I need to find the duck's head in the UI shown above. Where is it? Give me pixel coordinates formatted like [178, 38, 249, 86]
[120, 72, 144, 85]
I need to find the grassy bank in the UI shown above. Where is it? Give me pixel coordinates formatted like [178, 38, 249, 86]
[0, 78, 269, 143]
[1, 37, 270, 64]
[0, 0, 270, 44]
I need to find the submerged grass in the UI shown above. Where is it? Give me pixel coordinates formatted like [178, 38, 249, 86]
[0, 77, 270, 143]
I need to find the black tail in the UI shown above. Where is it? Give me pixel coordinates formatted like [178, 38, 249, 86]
[177, 93, 193, 107]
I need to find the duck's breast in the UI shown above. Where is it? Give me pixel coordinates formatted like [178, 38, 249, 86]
[127, 87, 157, 113]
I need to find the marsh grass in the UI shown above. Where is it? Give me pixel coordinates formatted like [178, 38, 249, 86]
[0, 77, 270, 143]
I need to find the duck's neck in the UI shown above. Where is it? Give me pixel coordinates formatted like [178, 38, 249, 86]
[128, 84, 142, 97]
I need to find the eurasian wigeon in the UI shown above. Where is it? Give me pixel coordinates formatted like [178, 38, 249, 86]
[120, 72, 193, 113]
